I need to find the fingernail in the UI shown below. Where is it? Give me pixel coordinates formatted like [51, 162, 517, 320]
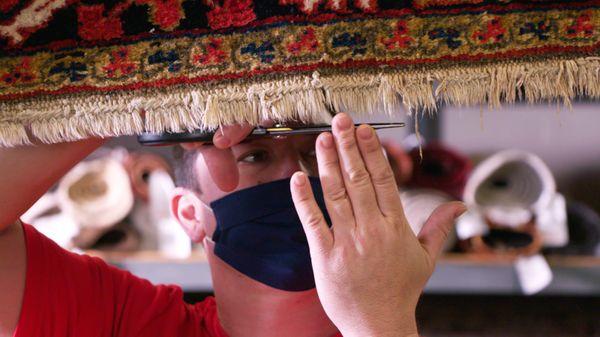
[214, 133, 231, 148]
[336, 114, 352, 130]
[293, 172, 307, 186]
[320, 132, 333, 148]
[357, 125, 374, 140]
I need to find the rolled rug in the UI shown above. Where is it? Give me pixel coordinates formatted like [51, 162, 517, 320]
[456, 149, 568, 294]
[20, 192, 80, 249]
[57, 158, 135, 230]
[148, 170, 192, 258]
[408, 142, 472, 199]
[543, 201, 600, 256]
[72, 220, 141, 252]
[401, 188, 457, 252]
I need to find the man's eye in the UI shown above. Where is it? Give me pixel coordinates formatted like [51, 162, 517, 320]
[239, 150, 270, 163]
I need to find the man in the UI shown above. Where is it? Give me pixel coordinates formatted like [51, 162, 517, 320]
[0, 113, 465, 337]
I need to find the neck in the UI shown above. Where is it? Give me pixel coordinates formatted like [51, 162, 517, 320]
[205, 239, 338, 337]
[215, 287, 338, 337]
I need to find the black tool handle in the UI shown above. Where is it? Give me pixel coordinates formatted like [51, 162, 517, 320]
[137, 128, 268, 146]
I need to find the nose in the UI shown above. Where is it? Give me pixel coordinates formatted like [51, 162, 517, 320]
[270, 138, 307, 179]
[278, 151, 303, 179]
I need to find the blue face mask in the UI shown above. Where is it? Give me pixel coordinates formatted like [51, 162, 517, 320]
[210, 177, 331, 291]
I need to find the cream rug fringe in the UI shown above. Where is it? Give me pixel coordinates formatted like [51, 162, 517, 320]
[1, 57, 599, 146]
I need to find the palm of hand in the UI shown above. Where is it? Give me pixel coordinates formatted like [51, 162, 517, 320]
[291, 113, 465, 337]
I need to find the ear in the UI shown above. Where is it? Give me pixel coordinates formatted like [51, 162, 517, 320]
[171, 187, 206, 243]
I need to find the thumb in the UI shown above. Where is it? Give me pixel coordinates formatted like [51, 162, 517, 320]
[199, 124, 253, 192]
[213, 123, 253, 149]
[290, 172, 333, 255]
[418, 202, 467, 262]
[199, 147, 239, 192]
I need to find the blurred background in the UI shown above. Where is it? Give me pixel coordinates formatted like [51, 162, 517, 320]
[23, 101, 600, 337]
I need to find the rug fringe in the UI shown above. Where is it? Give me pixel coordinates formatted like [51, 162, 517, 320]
[0, 122, 30, 147]
[1, 57, 599, 146]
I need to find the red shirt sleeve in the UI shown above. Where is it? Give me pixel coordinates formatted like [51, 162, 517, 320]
[14, 224, 226, 337]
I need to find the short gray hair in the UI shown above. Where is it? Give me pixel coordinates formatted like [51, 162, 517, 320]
[172, 146, 202, 194]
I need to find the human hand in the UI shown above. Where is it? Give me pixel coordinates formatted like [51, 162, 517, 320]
[181, 124, 253, 192]
[290, 113, 466, 337]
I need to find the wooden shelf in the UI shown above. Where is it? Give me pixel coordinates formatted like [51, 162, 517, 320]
[92, 250, 600, 295]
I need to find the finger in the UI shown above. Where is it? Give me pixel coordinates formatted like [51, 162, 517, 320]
[316, 132, 356, 235]
[356, 125, 405, 219]
[332, 113, 380, 224]
[418, 202, 467, 262]
[199, 146, 239, 192]
[213, 123, 253, 149]
[291, 171, 334, 254]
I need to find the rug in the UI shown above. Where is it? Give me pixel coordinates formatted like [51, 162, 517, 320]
[0, 0, 599, 145]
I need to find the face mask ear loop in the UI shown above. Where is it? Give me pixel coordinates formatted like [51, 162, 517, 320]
[201, 236, 217, 264]
[204, 235, 216, 246]
[298, 159, 310, 176]
[196, 196, 218, 241]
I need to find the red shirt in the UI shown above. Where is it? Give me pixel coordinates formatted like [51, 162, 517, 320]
[15, 224, 342, 337]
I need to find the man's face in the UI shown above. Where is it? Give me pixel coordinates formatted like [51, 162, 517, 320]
[197, 135, 318, 208]
[171, 135, 320, 299]
[189, 135, 318, 240]
[170, 134, 337, 331]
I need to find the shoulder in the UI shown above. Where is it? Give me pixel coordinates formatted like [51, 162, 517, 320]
[16, 224, 224, 337]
